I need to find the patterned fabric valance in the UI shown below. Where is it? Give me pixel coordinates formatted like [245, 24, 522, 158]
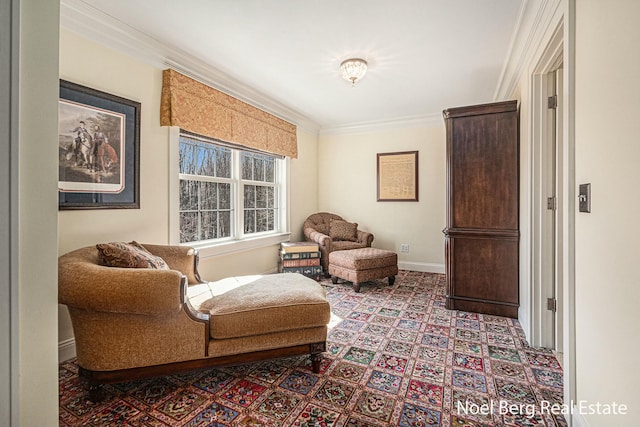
[160, 69, 297, 158]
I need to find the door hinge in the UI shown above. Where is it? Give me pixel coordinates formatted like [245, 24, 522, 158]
[547, 196, 557, 211]
[547, 298, 557, 312]
[548, 95, 557, 109]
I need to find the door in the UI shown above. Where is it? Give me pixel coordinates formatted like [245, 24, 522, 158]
[544, 67, 564, 353]
[0, 0, 16, 424]
[553, 67, 564, 354]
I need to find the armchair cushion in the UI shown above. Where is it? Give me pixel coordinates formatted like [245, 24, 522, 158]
[332, 240, 367, 251]
[96, 241, 169, 270]
[329, 219, 359, 242]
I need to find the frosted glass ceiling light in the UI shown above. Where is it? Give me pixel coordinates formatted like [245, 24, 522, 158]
[340, 58, 368, 86]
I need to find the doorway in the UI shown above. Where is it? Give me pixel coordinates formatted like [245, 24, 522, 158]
[527, 11, 577, 426]
[544, 66, 564, 356]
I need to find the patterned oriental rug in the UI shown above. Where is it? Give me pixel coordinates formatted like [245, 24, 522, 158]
[59, 270, 567, 427]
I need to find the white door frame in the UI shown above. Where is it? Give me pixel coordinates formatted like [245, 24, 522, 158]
[529, 11, 577, 424]
[0, 0, 19, 425]
[530, 25, 563, 349]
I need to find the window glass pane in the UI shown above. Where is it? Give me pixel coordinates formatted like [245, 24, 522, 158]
[267, 209, 275, 230]
[267, 187, 274, 208]
[218, 183, 231, 209]
[244, 210, 255, 234]
[256, 209, 268, 232]
[179, 212, 198, 243]
[265, 158, 275, 183]
[200, 211, 217, 240]
[199, 181, 217, 210]
[256, 186, 267, 208]
[198, 144, 216, 176]
[244, 185, 256, 208]
[180, 138, 231, 178]
[241, 153, 253, 180]
[216, 147, 231, 178]
[219, 211, 231, 237]
[254, 157, 265, 181]
[179, 141, 198, 174]
[180, 180, 198, 211]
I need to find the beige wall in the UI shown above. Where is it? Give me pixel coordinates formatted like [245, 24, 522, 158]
[318, 124, 446, 271]
[58, 29, 169, 253]
[574, 1, 640, 424]
[58, 30, 319, 346]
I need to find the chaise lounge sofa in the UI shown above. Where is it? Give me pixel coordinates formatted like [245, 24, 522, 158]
[58, 243, 331, 401]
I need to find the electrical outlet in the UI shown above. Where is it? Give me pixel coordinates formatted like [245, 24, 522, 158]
[400, 244, 409, 253]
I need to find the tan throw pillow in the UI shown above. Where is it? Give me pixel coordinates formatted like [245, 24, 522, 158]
[329, 219, 359, 242]
[96, 241, 170, 270]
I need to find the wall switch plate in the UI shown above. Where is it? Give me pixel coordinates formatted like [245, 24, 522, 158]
[400, 244, 409, 253]
[579, 183, 591, 213]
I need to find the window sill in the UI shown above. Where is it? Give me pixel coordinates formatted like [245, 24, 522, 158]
[191, 232, 291, 259]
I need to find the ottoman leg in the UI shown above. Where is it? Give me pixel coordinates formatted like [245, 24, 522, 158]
[354, 282, 361, 293]
[388, 276, 395, 286]
[331, 276, 338, 284]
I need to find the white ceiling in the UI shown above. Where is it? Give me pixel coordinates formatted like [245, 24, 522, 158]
[63, 0, 524, 130]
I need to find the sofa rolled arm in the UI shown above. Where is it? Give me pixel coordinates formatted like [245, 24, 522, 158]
[357, 230, 374, 247]
[59, 248, 186, 316]
[142, 243, 202, 284]
[304, 228, 332, 249]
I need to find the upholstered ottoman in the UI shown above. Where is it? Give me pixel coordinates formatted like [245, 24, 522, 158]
[188, 274, 331, 368]
[328, 248, 398, 292]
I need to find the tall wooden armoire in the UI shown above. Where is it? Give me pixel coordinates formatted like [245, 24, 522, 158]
[442, 100, 519, 318]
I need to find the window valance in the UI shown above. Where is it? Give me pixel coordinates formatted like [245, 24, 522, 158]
[160, 69, 297, 158]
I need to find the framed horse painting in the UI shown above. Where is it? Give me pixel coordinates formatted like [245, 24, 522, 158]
[58, 80, 140, 209]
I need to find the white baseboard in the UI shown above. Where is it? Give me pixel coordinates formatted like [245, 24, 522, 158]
[398, 261, 445, 274]
[58, 338, 76, 362]
[572, 413, 590, 427]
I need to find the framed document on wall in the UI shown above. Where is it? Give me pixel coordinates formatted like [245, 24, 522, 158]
[376, 150, 419, 202]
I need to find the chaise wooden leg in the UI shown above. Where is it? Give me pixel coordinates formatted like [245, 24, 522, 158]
[331, 276, 338, 284]
[309, 342, 326, 373]
[353, 282, 361, 293]
[388, 276, 395, 286]
[310, 353, 323, 373]
[88, 384, 105, 403]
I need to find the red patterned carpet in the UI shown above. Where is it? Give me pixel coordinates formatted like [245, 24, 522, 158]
[59, 270, 567, 427]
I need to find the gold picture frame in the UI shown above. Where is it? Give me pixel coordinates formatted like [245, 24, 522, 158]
[377, 151, 419, 202]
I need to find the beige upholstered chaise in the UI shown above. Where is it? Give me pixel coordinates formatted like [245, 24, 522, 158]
[58, 244, 330, 401]
[303, 212, 374, 273]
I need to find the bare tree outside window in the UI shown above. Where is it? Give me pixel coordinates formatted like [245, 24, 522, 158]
[178, 137, 233, 243]
[241, 152, 278, 235]
[178, 133, 280, 244]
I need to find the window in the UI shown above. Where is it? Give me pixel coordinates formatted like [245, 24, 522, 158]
[241, 152, 278, 234]
[177, 132, 288, 248]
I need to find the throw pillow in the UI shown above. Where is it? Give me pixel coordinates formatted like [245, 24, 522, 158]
[96, 241, 170, 270]
[329, 219, 359, 242]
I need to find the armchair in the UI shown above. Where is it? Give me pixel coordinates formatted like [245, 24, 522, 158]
[303, 212, 374, 273]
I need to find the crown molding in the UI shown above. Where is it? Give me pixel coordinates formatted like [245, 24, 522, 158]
[60, 0, 321, 134]
[319, 112, 443, 136]
[494, 0, 564, 100]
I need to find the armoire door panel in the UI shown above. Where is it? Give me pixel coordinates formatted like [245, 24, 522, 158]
[450, 114, 518, 230]
[448, 236, 519, 303]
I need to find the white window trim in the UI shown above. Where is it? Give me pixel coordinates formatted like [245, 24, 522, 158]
[169, 127, 290, 258]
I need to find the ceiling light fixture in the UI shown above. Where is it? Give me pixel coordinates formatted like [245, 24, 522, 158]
[339, 58, 368, 86]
